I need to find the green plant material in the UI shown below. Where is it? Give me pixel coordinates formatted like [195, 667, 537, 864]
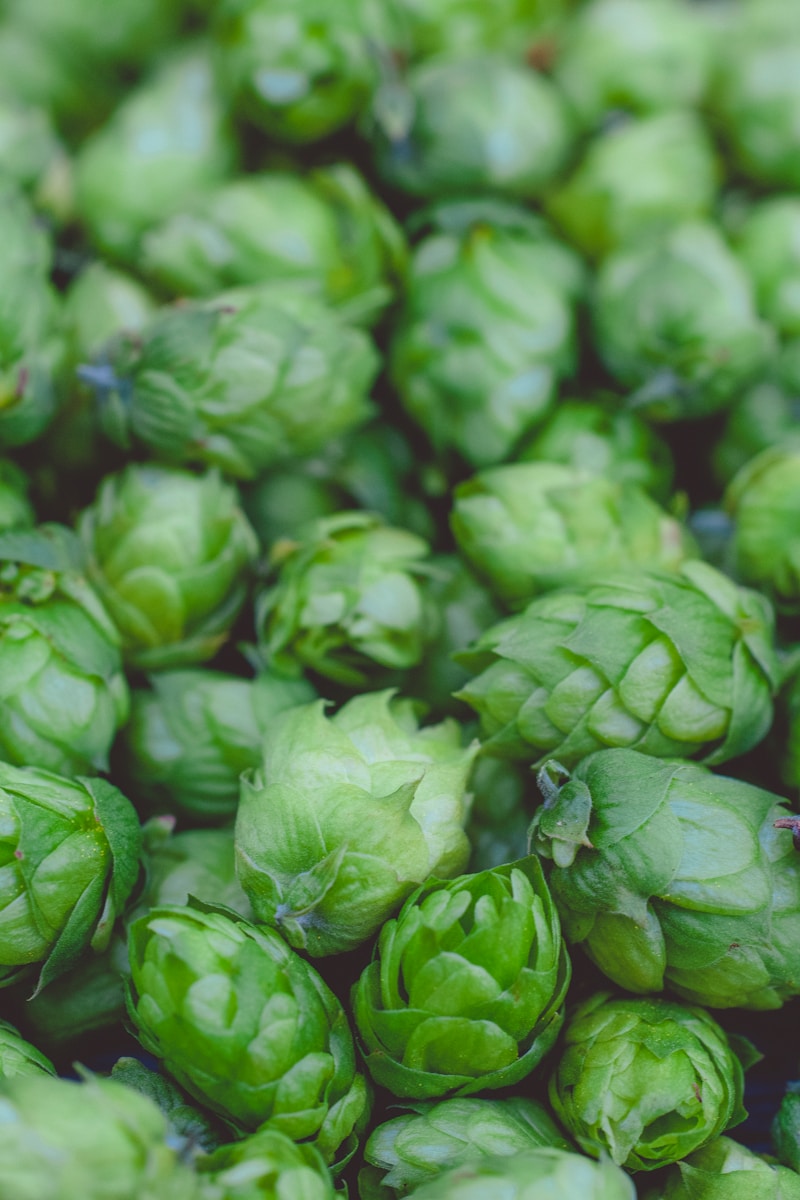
[90, 289, 378, 480]
[136, 826, 253, 919]
[0, 525, 130, 775]
[782, 666, 800, 794]
[396, 0, 574, 59]
[0, 1019, 53, 1077]
[256, 512, 435, 686]
[465, 756, 532, 874]
[592, 222, 773, 421]
[711, 350, 800, 487]
[141, 164, 406, 326]
[77, 464, 258, 671]
[20, 930, 129, 1049]
[547, 111, 718, 261]
[360, 1095, 571, 1198]
[456, 561, 777, 769]
[121, 669, 315, 823]
[0, 185, 62, 448]
[111, 1057, 224, 1156]
[0, 761, 140, 994]
[648, 1135, 800, 1199]
[0, 97, 64, 200]
[550, 993, 747, 1171]
[212, 0, 396, 143]
[236, 690, 476, 956]
[0, 460, 33, 532]
[517, 395, 674, 501]
[531, 749, 800, 1009]
[372, 55, 573, 200]
[75, 45, 235, 264]
[389, 200, 580, 467]
[243, 422, 436, 548]
[127, 901, 369, 1167]
[451, 462, 694, 610]
[735, 197, 800, 337]
[198, 1127, 338, 1199]
[352, 856, 569, 1100]
[725, 447, 800, 613]
[553, 0, 710, 129]
[64, 262, 157, 364]
[773, 1086, 800, 1175]
[376, 1145, 636, 1199]
[713, 15, 800, 191]
[0, 1071, 202, 1199]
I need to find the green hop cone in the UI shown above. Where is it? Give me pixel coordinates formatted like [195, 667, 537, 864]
[360, 1096, 571, 1199]
[90, 289, 378, 480]
[725, 447, 800, 613]
[397, 0, 574, 60]
[77, 464, 259, 671]
[389, 200, 581, 468]
[517, 395, 674, 501]
[456, 561, 777, 769]
[64, 262, 157, 365]
[773, 1085, 800, 1175]
[198, 1128, 337, 1199]
[135, 825, 254, 920]
[735, 197, 800, 337]
[712, 350, 800, 487]
[0, 524, 129, 775]
[0, 1019, 53, 1078]
[0, 1072, 201, 1200]
[530, 749, 800, 1009]
[372, 55, 574, 200]
[120, 668, 315, 823]
[255, 512, 435, 686]
[451, 462, 694, 610]
[0, 96, 65, 202]
[389, 1147, 635, 1200]
[0, 762, 140, 993]
[212, 0, 397, 144]
[352, 856, 570, 1100]
[593, 221, 774, 421]
[648, 1135, 800, 1200]
[140, 164, 406, 326]
[546, 110, 718, 261]
[127, 901, 369, 1167]
[552, 0, 710, 129]
[549, 993, 747, 1171]
[74, 44, 235, 264]
[236, 690, 476, 956]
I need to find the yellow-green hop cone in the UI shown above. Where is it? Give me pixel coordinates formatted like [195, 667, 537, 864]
[77, 464, 259, 671]
[352, 857, 569, 1100]
[726, 447, 800, 614]
[644, 1136, 800, 1199]
[451, 462, 694, 609]
[530, 750, 800, 1009]
[456, 561, 777, 768]
[127, 902, 369, 1168]
[360, 1096, 571, 1199]
[197, 1128, 338, 1199]
[236, 690, 476, 956]
[386, 1146, 635, 1199]
[549, 993, 748, 1171]
[0, 1072, 202, 1200]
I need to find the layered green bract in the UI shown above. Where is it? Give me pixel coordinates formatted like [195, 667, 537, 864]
[140, 164, 406, 325]
[373, 55, 573, 200]
[256, 512, 435, 685]
[93, 289, 379, 480]
[360, 1096, 570, 1198]
[393, 1146, 636, 1199]
[0, 763, 140, 993]
[352, 857, 569, 1099]
[0, 526, 129, 774]
[456, 562, 777, 768]
[451, 462, 693, 609]
[0, 1072, 201, 1200]
[549, 993, 746, 1171]
[198, 1127, 337, 1200]
[592, 221, 773, 421]
[236, 691, 476, 955]
[725, 447, 800, 613]
[531, 749, 800, 1009]
[121, 669, 315, 822]
[389, 201, 580, 468]
[646, 1136, 800, 1199]
[0, 1019, 54, 1078]
[127, 903, 369, 1166]
[78, 464, 258, 670]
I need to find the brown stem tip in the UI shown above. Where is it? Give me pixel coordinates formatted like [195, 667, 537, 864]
[774, 817, 800, 852]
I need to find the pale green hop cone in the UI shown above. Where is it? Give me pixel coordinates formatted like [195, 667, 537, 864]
[643, 1136, 800, 1200]
[197, 1127, 337, 1200]
[725, 447, 800, 614]
[394, 1147, 635, 1200]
